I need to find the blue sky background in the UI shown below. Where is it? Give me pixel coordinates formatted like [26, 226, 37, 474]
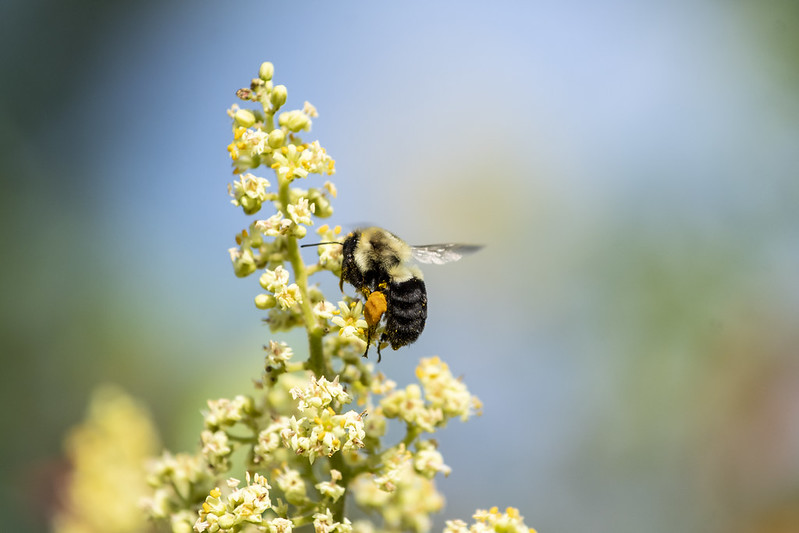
[2, 1, 799, 532]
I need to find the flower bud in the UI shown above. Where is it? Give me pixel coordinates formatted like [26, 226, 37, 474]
[232, 249, 257, 278]
[259, 62, 274, 81]
[268, 129, 285, 149]
[233, 158, 256, 175]
[307, 189, 333, 218]
[234, 109, 256, 128]
[240, 196, 262, 215]
[290, 225, 307, 239]
[217, 514, 236, 529]
[170, 516, 194, 533]
[278, 110, 311, 132]
[270, 85, 288, 109]
[255, 294, 277, 310]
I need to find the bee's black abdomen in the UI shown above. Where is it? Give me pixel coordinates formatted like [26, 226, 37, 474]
[383, 277, 427, 349]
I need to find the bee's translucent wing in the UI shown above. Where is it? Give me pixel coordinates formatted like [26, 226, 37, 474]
[410, 243, 483, 265]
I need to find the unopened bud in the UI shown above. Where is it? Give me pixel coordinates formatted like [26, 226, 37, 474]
[268, 129, 285, 149]
[255, 294, 277, 309]
[270, 85, 288, 109]
[259, 62, 274, 81]
[291, 225, 307, 239]
[234, 109, 256, 128]
[278, 110, 311, 132]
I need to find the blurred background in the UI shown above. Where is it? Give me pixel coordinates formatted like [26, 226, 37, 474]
[2, 1, 799, 532]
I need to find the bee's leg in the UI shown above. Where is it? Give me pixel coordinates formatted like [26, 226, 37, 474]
[364, 290, 387, 362]
[362, 326, 372, 359]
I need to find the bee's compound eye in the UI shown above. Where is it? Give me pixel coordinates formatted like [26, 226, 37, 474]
[364, 291, 388, 327]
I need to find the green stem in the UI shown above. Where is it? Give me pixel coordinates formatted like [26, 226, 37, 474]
[278, 177, 331, 379]
[328, 453, 348, 522]
[401, 424, 421, 450]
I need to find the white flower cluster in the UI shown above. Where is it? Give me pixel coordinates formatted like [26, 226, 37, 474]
[372, 444, 412, 493]
[145, 451, 213, 519]
[194, 473, 273, 533]
[287, 196, 314, 225]
[258, 265, 302, 310]
[204, 396, 254, 430]
[413, 440, 451, 479]
[416, 356, 483, 422]
[52, 386, 161, 533]
[226, 61, 335, 286]
[275, 465, 308, 505]
[228, 173, 274, 215]
[313, 508, 352, 533]
[315, 469, 346, 502]
[283, 375, 366, 463]
[364, 441, 449, 496]
[380, 357, 482, 432]
[290, 374, 352, 410]
[268, 141, 334, 183]
[134, 61, 537, 533]
[264, 340, 293, 370]
[313, 224, 344, 268]
[351, 445, 444, 533]
[201, 429, 233, 470]
[254, 212, 293, 237]
[253, 375, 366, 465]
[444, 507, 536, 533]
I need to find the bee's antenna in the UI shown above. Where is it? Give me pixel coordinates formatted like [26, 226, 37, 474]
[300, 242, 343, 248]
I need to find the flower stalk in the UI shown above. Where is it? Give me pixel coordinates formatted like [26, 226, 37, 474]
[123, 61, 535, 533]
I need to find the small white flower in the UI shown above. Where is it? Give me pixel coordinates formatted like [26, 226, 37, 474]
[228, 173, 272, 214]
[290, 375, 351, 412]
[413, 442, 451, 478]
[226, 103, 241, 119]
[313, 225, 343, 267]
[339, 410, 366, 451]
[316, 478, 345, 502]
[287, 197, 314, 225]
[305, 141, 336, 175]
[260, 265, 291, 292]
[303, 101, 319, 118]
[417, 356, 482, 422]
[275, 283, 302, 309]
[254, 418, 289, 462]
[466, 507, 535, 533]
[313, 508, 352, 533]
[373, 444, 412, 493]
[331, 301, 367, 340]
[203, 396, 251, 429]
[229, 247, 256, 278]
[443, 520, 470, 533]
[313, 300, 337, 320]
[267, 517, 294, 533]
[271, 144, 311, 181]
[194, 474, 273, 533]
[380, 384, 443, 432]
[275, 466, 308, 505]
[323, 180, 337, 197]
[255, 212, 292, 237]
[200, 430, 232, 468]
[264, 340, 293, 367]
[241, 128, 269, 154]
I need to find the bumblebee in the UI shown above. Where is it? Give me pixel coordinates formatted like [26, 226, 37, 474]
[336, 227, 480, 360]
